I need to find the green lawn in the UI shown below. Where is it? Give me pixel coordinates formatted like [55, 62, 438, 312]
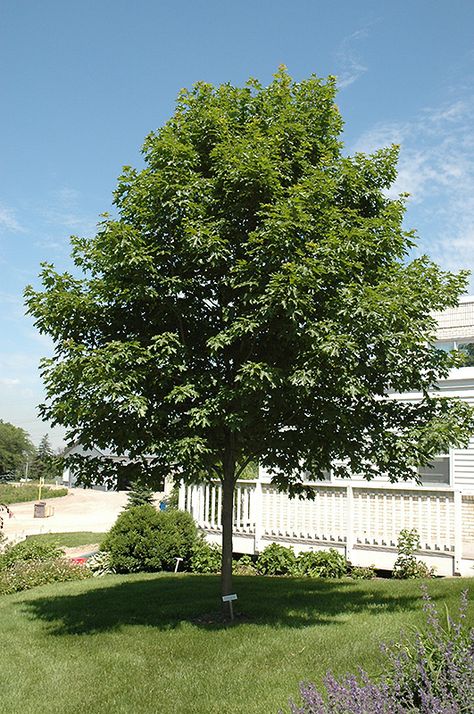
[26, 531, 106, 548]
[0, 574, 472, 714]
[0, 483, 68, 504]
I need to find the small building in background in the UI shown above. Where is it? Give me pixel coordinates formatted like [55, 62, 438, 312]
[62, 443, 172, 494]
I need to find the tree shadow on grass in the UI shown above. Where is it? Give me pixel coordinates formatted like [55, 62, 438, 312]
[20, 574, 426, 636]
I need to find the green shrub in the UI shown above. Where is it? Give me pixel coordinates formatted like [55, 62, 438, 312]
[154, 509, 198, 570]
[87, 551, 115, 577]
[190, 539, 222, 573]
[349, 564, 376, 580]
[0, 558, 91, 595]
[256, 543, 296, 575]
[102, 505, 197, 573]
[101, 505, 161, 573]
[233, 554, 257, 575]
[294, 549, 347, 578]
[393, 528, 434, 579]
[0, 538, 64, 570]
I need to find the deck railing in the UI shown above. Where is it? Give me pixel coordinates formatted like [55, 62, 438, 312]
[179, 479, 466, 574]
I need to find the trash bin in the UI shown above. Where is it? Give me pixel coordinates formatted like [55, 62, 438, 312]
[34, 501, 46, 518]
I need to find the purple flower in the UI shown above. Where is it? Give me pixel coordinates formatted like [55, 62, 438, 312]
[285, 588, 474, 714]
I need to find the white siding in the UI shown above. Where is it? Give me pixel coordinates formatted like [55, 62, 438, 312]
[453, 448, 474, 488]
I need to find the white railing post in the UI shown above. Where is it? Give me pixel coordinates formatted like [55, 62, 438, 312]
[178, 481, 186, 511]
[198, 485, 205, 525]
[346, 484, 354, 563]
[253, 479, 263, 553]
[454, 489, 463, 575]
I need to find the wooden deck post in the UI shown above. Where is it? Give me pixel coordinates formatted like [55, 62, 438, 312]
[253, 478, 263, 553]
[178, 481, 186, 511]
[454, 489, 463, 575]
[346, 484, 354, 563]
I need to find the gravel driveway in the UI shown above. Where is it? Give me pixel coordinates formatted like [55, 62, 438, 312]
[2, 488, 163, 543]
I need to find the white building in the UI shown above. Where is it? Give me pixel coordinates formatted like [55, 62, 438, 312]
[181, 299, 474, 576]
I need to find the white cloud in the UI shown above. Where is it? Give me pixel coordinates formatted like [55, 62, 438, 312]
[35, 239, 64, 249]
[335, 28, 369, 90]
[0, 377, 20, 386]
[0, 291, 21, 306]
[351, 97, 474, 286]
[0, 203, 23, 233]
[41, 186, 96, 234]
[0, 351, 43, 372]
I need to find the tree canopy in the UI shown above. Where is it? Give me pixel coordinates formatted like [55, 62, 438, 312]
[0, 420, 34, 482]
[25, 68, 474, 596]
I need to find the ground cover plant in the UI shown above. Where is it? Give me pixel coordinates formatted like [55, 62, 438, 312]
[190, 538, 222, 573]
[0, 538, 64, 568]
[0, 483, 67, 504]
[87, 551, 115, 576]
[256, 543, 297, 575]
[0, 558, 91, 595]
[293, 550, 347, 579]
[0, 537, 91, 595]
[0, 575, 472, 713]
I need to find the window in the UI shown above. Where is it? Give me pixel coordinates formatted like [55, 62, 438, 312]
[434, 341, 455, 352]
[303, 469, 332, 482]
[418, 456, 450, 485]
[434, 340, 474, 366]
[457, 342, 474, 366]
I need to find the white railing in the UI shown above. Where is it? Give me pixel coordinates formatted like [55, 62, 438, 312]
[180, 479, 467, 574]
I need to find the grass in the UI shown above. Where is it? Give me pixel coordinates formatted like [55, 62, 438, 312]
[25, 531, 106, 548]
[0, 483, 68, 505]
[0, 574, 472, 714]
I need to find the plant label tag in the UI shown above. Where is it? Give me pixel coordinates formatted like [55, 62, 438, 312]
[222, 593, 237, 602]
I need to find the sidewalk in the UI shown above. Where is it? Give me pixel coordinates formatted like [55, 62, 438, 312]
[2, 488, 132, 542]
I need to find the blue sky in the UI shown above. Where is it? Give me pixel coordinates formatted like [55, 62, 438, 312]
[1, 0, 474, 448]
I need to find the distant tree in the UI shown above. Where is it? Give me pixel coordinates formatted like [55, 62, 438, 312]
[0, 421, 34, 482]
[25, 69, 474, 601]
[30, 434, 63, 482]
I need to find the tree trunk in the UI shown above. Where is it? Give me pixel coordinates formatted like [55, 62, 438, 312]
[221, 439, 236, 601]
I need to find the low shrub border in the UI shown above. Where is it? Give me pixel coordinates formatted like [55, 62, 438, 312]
[0, 538, 64, 569]
[0, 558, 91, 595]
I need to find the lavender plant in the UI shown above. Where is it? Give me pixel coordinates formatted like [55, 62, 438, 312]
[286, 587, 474, 713]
